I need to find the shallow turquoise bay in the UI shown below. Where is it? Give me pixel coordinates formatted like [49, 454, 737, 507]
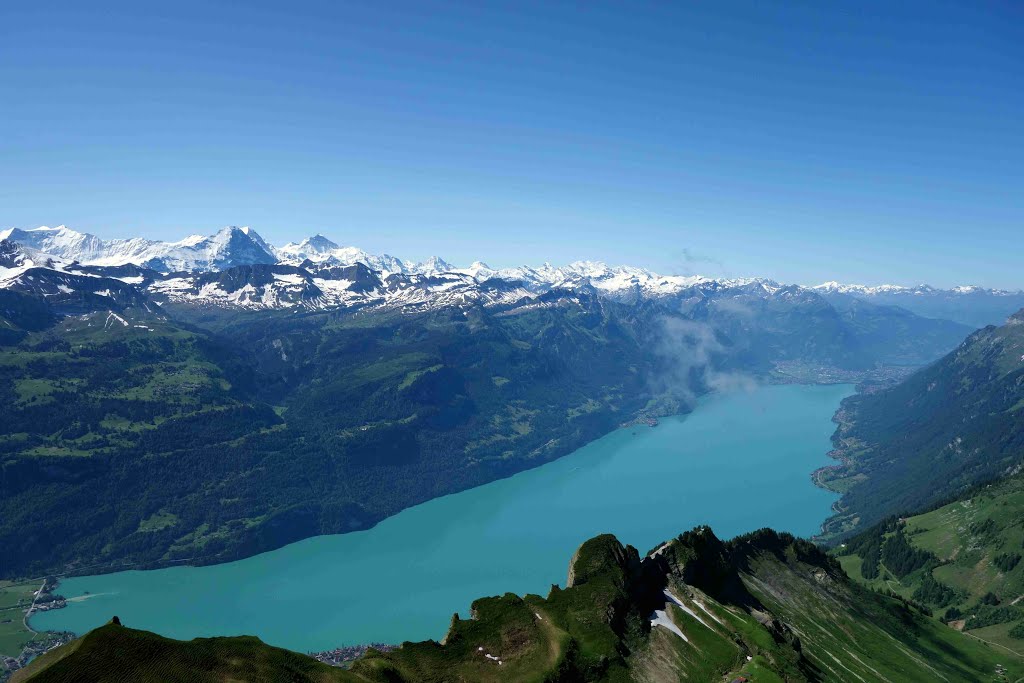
[34, 383, 851, 651]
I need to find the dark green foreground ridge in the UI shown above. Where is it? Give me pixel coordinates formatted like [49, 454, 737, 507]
[14, 527, 1021, 682]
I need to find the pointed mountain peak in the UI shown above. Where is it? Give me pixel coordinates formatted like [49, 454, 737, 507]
[416, 256, 454, 274]
[299, 234, 339, 252]
[215, 225, 246, 238]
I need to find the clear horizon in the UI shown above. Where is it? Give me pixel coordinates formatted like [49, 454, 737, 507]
[3, 1, 1022, 289]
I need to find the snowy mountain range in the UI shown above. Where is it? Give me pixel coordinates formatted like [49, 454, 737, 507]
[0, 225, 277, 273]
[2, 225, 1021, 326]
[810, 280, 1024, 328]
[811, 281, 1020, 297]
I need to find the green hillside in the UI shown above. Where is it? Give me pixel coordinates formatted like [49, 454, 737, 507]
[13, 527, 1021, 682]
[835, 470, 1024, 656]
[820, 309, 1024, 538]
[0, 309, 281, 578]
[0, 296, 670, 578]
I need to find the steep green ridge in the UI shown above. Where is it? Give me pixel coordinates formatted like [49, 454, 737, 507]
[820, 309, 1024, 538]
[835, 470, 1024, 655]
[14, 527, 1021, 682]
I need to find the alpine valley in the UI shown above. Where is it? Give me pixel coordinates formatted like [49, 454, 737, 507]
[3, 224, 1024, 682]
[0, 224, 993, 577]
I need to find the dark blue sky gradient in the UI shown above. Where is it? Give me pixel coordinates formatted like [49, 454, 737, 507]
[2, 1, 1021, 286]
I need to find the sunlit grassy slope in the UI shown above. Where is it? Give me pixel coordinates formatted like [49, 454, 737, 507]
[836, 470, 1024, 658]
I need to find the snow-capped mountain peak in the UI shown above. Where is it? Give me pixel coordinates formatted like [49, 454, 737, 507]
[276, 234, 340, 258]
[455, 261, 497, 280]
[0, 224, 278, 272]
[0, 225, 108, 263]
[414, 256, 454, 275]
[0, 238, 69, 279]
[275, 234, 418, 276]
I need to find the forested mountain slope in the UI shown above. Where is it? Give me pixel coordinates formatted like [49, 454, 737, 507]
[0, 290, 668, 577]
[819, 309, 1024, 538]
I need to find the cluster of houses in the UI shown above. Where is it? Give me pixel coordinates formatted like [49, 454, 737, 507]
[1, 632, 75, 681]
[307, 642, 395, 667]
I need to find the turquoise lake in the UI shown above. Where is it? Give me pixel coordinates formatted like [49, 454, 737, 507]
[33, 383, 851, 652]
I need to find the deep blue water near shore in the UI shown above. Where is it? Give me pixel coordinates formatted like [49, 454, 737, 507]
[34, 383, 852, 651]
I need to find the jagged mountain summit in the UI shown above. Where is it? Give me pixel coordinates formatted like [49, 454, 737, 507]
[277, 233, 339, 257]
[12, 527, 1019, 682]
[276, 234, 410, 276]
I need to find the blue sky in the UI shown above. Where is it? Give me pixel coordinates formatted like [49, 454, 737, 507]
[2, 1, 1021, 287]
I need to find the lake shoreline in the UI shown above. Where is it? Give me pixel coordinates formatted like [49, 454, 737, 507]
[24, 380, 866, 584]
[32, 384, 852, 652]
[25, 404, 689, 584]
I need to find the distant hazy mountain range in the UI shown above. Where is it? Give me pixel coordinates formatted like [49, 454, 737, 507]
[2, 225, 1021, 326]
[812, 281, 1024, 328]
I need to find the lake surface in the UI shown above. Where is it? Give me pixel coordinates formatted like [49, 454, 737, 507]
[34, 383, 851, 651]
